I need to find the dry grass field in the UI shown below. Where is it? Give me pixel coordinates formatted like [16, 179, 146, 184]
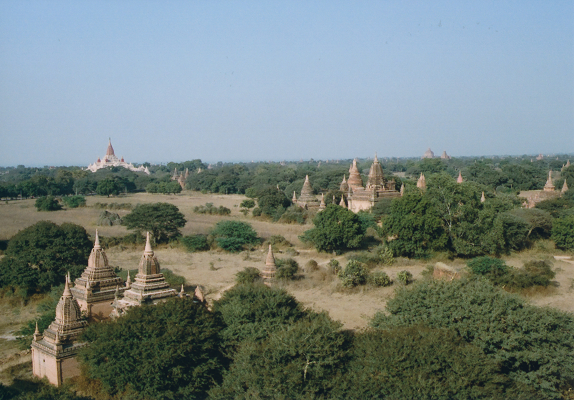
[0, 190, 573, 383]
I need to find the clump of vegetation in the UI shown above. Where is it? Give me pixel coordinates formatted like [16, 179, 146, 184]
[338, 260, 369, 288]
[467, 257, 555, 290]
[275, 258, 299, 280]
[265, 235, 292, 248]
[328, 259, 341, 275]
[396, 270, 413, 285]
[98, 232, 145, 248]
[305, 259, 319, 272]
[235, 267, 261, 284]
[161, 268, 187, 287]
[347, 245, 394, 267]
[277, 205, 310, 224]
[240, 199, 255, 209]
[35, 195, 62, 211]
[211, 220, 259, 252]
[368, 271, 392, 287]
[61, 195, 86, 208]
[93, 202, 133, 210]
[551, 214, 574, 250]
[123, 203, 187, 244]
[194, 203, 231, 216]
[97, 210, 122, 226]
[145, 181, 182, 195]
[181, 234, 210, 252]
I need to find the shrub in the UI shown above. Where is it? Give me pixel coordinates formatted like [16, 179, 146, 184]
[552, 214, 574, 250]
[275, 258, 299, 280]
[278, 205, 308, 224]
[368, 271, 392, 287]
[35, 195, 62, 211]
[396, 270, 413, 285]
[305, 259, 319, 272]
[61, 195, 86, 208]
[328, 259, 341, 275]
[252, 207, 262, 217]
[235, 267, 261, 284]
[348, 245, 394, 268]
[338, 260, 369, 288]
[97, 210, 122, 226]
[510, 260, 555, 289]
[211, 220, 259, 252]
[266, 235, 292, 247]
[123, 203, 186, 244]
[467, 256, 508, 276]
[161, 269, 186, 287]
[194, 203, 231, 216]
[181, 234, 210, 252]
[240, 199, 255, 209]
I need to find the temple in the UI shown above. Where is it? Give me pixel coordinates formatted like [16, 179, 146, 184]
[71, 230, 125, 321]
[31, 274, 88, 386]
[111, 232, 178, 315]
[261, 244, 277, 286]
[87, 139, 149, 174]
[519, 170, 567, 208]
[422, 148, 435, 159]
[171, 168, 190, 189]
[296, 175, 320, 209]
[343, 155, 401, 213]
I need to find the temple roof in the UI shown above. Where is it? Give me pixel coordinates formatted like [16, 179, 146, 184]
[261, 244, 277, 283]
[422, 148, 434, 159]
[347, 159, 363, 188]
[340, 175, 349, 192]
[106, 139, 115, 156]
[46, 273, 87, 342]
[366, 154, 384, 189]
[417, 173, 426, 190]
[457, 171, 463, 183]
[544, 170, 555, 191]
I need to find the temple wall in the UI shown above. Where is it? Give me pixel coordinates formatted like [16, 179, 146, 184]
[32, 348, 60, 386]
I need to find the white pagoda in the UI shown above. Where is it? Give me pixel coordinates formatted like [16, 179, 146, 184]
[87, 139, 149, 174]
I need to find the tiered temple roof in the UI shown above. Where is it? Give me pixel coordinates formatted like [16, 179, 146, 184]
[417, 173, 426, 190]
[339, 175, 349, 192]
[366, 154, 384, 189]
[457, 171, 464, 183]
[347, 159, 363, 188]
[71, 231, 125, 320]
[543, 171, 555, 191]
[422, 148, 435, 159]
[441, 151, 451, 160]
[261, 244, 277, 286]
[296, 175, 320, 209]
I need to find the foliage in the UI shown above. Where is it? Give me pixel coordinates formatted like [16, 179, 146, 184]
[551, 214, 574, 250]
[467, 257, 555, 290]
[275, 258, 299, 280]
[277, 205, 309, 224]
[80, 298, 225, 400]
[160, 268, 186, 287]
[301, 205, 365, 253]
[193, 203, 231, 216]
[0, 221, 92, 294]
[305, 259, 319, 272]
[145, 181, 182, 195]
[212, 284, 306, 348]
[239, 199, 255, 209]
[93, 202, 133, 210]
[61, 195, 86, 208]
[34, 195, 62, 211]
[536, 196, 574, 218]
[211, 220, 259, 252]
[396, 270, 413, 285]
[95, 177, 123, 197]
[180, 234, 210, 252]
[235, 267, 261, 284]
[96, 210, 122, 226]
[370, 197, 394, 220]
[210, 312, 350, 399]
[370, 278, 574, 398]
[337, 326, 528, 399]
[122, 203, 186, 244]
[4, 383, 91, 400]
[467, 256, 508, 276]
[16, 284, 62, 349]
[368, 271, 392, 287]
[347, 245, 394, 267]
[266, 235, 291, 247]
[508, 208, 553, 239]
[338, 260, 369, 288]
[327, 259, 341, 275]
[255, 186, 292, 220]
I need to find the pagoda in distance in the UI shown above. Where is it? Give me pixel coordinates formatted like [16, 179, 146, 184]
[87, 138, 149, 174]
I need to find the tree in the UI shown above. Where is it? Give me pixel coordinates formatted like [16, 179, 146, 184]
[255, 186, 291, 219]
[552, 215, 574, 250]
[61, 195, 86, 209]
[34, 195, 62, 211]
[210, 312, 350, 399]
[80, 298, 227, 400]
[0, 221, 92, 294]
[210, 220, 259, 252]
[96, 178, 122, 197]
[301, 204, 365, 253]
[371, 278, 574, 398]
[122, 203, 186, 244]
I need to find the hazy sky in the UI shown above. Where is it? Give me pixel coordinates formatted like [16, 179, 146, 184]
[1, 1, 572, 166]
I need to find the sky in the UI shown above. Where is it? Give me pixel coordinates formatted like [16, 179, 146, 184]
[0, 1, 573, 166]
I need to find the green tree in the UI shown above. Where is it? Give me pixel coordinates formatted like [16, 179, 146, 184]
[210, 312, 350, 399]
[0, 221, 92, 294]
[371, 278, 574, 398]
[34, 195, 62, 211]
[254, 186, 291, 220]
[96, 178, 122, 197]
[122, 203, 186, 243]
[338, 260, 369, 288]
[301, 204, 365, 253]
[80, 298, 226, 400]
[61, 195, 86, 208]
[211, 220, 259, 252]
[551, 215, 574, 250]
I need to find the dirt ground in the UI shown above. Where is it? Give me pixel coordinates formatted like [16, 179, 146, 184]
[0, 191, 573, 383]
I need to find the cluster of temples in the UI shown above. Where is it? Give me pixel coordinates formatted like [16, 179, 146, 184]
[31, 231, 189, 386]
[293, 155, 402, 213]
[87, 139, 149, 174]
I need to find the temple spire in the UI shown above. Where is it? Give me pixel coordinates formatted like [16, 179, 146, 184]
[562, 179, 569, 193]
[144, 232, 153, 255]
[457, 171, 463, 183]
[62, 273, 72, 298]
[481, 192, 486, 203]
[94, 229, 101, 250]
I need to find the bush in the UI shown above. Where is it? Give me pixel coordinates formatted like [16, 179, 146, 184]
[368, 271, 392, 287]
[97, 210, 122, 226]
[347, 245, 394, 268]
[305, 259, 319, 272]
[275, 258, 299, 280]
[278, 205, 308, 224]
[266, 235, 292, 247]
[328, 259, 341, 275]
[61, 195, 86, 208]
[252, 207, 262, 217]
[396, 270, 413, 285]
[510, 260, 555, 289]
[211, 220, 259, 252]
[161, 269, 186, 287]
[467, 256, 508, 276]
[194, 203, 231, 216]
[235, 267, 261, 284]
[552, 214, 574, 250]
[338, 260, 369, 288]
[240, 199, 255, 209]
[35, 195, 62, 211]
[180, 234, 210, 252]
[370, 278, 574, 398]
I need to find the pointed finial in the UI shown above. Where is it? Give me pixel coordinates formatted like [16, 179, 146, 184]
[374, 153, 378, 162]
[34, 321, 40, 335]
[62, 273, 72, 297]
[144, 232, 153, 254]
[481, 192, 486, 203]
[400, 183, 405, 196]
[562, 179, 569, 193]
[266, 243, 275, 266]
[94, 229, 101, 250]
[180, 284, 185, 296]
[457, 171, 463, 183]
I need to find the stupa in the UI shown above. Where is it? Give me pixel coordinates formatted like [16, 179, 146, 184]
[562, 180, 569, 194]
[319, 193, 326, 210]
[296, 175, 320, 209]
[543, 171, 555, 191]
[347, 159, 363, 188]
[112, 232, 177, 315]
[441, 151, 451, 160]
[339, 175, 349, 192]
[261, 244, 277, 286]
[31, 274, 88, 386]
[417, 173, 427, 190]
[457, 171, 464, 183]
[422, 148, 435, 159]
[71, 231, 125, 321]
[87, 139, 149, 174]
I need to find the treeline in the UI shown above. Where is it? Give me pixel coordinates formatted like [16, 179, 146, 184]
[3, 280, 573, 399]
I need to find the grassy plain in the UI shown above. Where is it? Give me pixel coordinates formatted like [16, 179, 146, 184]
[1, 191, 573, 384]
